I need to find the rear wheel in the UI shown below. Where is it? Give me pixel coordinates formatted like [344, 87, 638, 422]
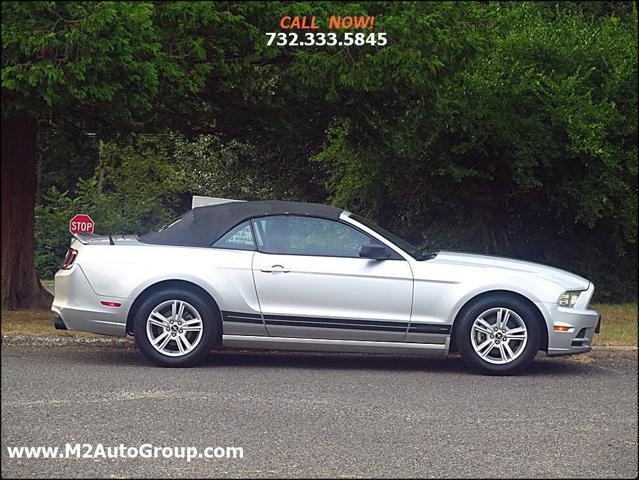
[455, 295, 541, 375]
[134, 288, 219, 367]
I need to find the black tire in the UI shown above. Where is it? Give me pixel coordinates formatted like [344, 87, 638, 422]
[455, 294, 542, 375]
[133, 287, 220, 367]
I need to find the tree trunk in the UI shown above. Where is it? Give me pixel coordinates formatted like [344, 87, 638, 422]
[1, 116, 53, 309]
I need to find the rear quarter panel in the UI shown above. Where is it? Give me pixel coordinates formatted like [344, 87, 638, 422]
[78, 244, 259, 315]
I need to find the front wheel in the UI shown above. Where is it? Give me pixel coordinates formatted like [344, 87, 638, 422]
[455, 295, 541, 375]
[134, 288, 219, 367]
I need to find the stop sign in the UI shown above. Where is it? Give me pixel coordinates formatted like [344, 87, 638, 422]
[69, 214, 94, 234]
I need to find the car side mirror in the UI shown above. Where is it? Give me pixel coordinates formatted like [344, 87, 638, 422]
[359, 245, 390, 260]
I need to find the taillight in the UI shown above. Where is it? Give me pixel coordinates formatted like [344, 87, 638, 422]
[61, 248, 78, 270]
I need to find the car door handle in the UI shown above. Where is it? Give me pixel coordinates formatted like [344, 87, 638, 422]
[260, 264, 290, 273]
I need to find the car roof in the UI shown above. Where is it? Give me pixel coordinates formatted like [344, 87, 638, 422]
[139, 200, 344, 247]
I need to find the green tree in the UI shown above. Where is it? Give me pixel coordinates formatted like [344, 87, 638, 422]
[1, 1, 278, 308]
[4, 1, 637, 307]
[2, 2, 166, 307]
[305, 2, 637, 300]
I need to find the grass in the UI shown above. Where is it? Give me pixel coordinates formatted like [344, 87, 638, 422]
[591, 303, 637, 347]
[1, 303, 637, 346]
[1, 309, 97, 337]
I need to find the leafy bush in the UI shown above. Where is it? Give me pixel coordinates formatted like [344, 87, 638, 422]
[35, 137, 183, 279]
[172, 134, 325, 202]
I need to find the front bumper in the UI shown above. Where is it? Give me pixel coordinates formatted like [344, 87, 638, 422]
[537, 302, 601, 356]
[51, 265, 129, 337]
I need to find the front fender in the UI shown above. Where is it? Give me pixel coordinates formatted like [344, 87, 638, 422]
[446, 283, 548, 325]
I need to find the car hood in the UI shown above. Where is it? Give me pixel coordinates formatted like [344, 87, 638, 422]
[427, 251, 590, 290]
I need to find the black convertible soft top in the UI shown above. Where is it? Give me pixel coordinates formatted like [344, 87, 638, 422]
[139, 200, 344, 247]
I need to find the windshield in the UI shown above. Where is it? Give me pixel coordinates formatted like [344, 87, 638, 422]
[348, 213, 435, 260]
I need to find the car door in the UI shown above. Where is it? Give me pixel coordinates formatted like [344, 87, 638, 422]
[251, 215, 413, 341]
[209, 220, 268, 337]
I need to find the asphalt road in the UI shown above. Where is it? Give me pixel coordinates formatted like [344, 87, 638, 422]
[1, 344, 637, 478]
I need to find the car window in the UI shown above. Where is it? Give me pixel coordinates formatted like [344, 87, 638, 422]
[212, 220, 255, 251]
[251, 216, 382, 257]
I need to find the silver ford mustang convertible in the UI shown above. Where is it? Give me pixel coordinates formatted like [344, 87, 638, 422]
[52, 200, 601, 374]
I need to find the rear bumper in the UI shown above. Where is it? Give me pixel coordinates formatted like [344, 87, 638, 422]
[53, 315, 67, 330]
[51, 265, 129, 337]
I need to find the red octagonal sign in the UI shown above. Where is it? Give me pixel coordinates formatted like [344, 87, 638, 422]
[69, 214, 94, 234]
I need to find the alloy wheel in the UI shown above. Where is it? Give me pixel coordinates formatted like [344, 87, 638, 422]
[470, 307, 528, 364]
[146, 300, 204, 357]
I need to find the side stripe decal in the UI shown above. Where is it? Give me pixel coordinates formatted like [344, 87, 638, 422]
[263, 314, 407, 328]
[221, 311, 451, 335]
[222, 311, 263, 324]
[265, 319, 406, 332]
[408, 324, 452, 334]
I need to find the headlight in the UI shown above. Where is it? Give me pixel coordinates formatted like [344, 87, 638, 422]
[559, 290, 582, 308]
